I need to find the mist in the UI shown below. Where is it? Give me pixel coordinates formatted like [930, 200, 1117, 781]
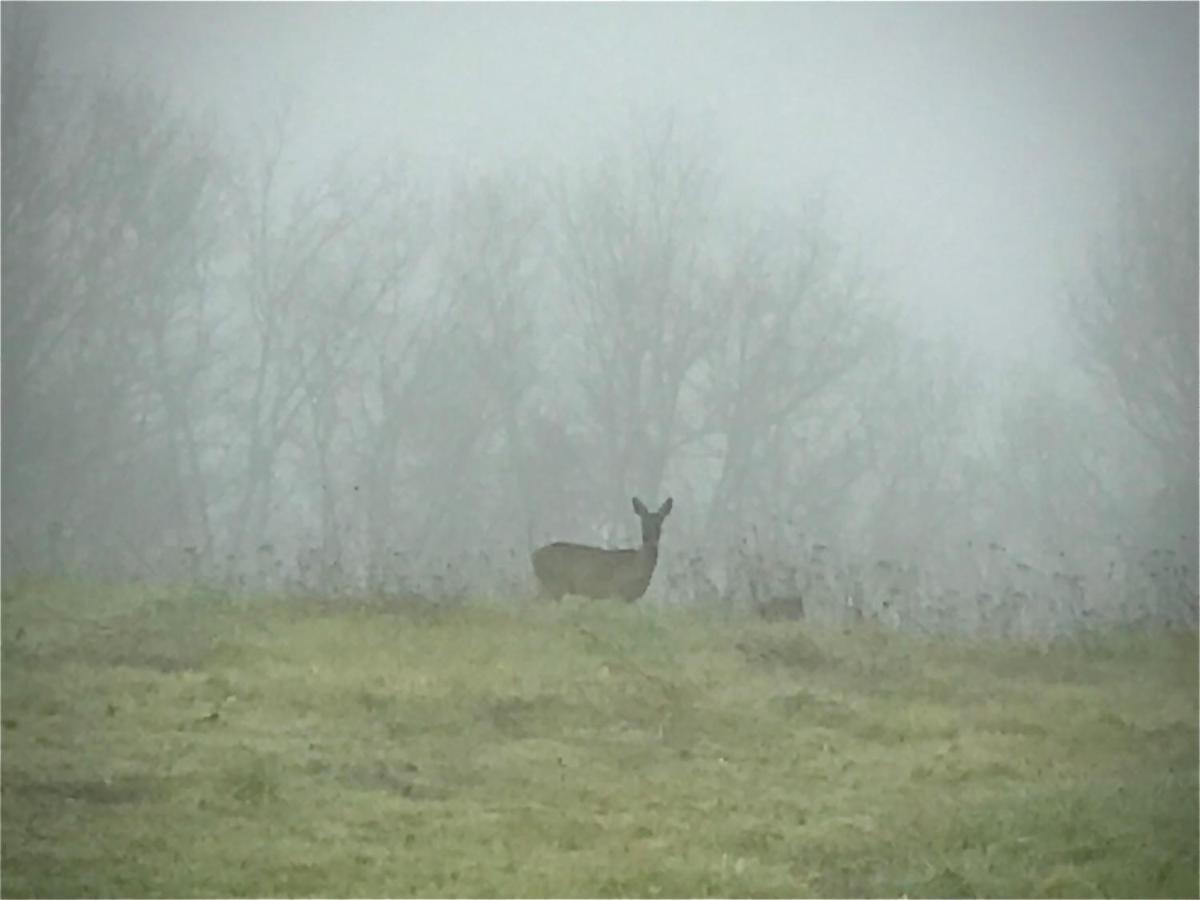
[3, 2, 1197, 634]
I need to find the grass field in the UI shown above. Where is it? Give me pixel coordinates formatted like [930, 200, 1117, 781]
[2, 580, 1196, 898]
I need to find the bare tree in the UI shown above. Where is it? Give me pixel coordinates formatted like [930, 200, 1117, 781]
[1067, 144, 1199, 547]
[849, 335, 982, 568]
[993, 373, 1138, 551]
[554, 117, 723, 527]
[694, 201, 886, 550]
[221, 114, 419, 575]
[294, 157, 429, 589]
[3, 10, 227, 577]
[353, 168, 546, 598]
[438, 171, 544, 554]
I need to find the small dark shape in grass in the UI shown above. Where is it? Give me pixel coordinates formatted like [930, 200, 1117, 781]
[755, 595, 806, 621]
[922, 865, 976, 898]
[332, 761, 435, 799]
[226, 757, 282, 806]
[770, 689, 854, 728]
[736, 631, 825, 670]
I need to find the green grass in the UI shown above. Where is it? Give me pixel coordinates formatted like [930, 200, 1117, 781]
[2, 580, 1197, 898]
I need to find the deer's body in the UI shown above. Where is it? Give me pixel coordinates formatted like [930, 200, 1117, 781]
[532, 497, 673, 603]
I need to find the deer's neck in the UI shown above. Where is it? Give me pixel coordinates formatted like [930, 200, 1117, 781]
[639, 542, 660, 569]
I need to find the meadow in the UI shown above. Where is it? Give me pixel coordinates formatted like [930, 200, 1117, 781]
[2, 580, 1196, 898]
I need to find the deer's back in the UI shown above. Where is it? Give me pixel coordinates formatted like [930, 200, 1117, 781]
[532, 542, 655, 601]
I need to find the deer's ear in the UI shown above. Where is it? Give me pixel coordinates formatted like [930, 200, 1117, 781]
[660, 497, 673, 517]
[632, 497, 648, 516]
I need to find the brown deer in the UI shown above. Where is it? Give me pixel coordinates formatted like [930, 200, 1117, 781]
[532, 497, 673, 602]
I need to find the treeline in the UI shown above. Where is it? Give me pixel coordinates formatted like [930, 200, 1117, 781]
[2, 12, 1195, 632]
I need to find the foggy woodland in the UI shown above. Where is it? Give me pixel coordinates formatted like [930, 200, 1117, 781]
[2, 4, 1197, 636]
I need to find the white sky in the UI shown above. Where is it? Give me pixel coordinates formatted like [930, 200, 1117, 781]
[36, 2, 1199, 372]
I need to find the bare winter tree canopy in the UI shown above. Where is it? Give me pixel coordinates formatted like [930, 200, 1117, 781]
[1068, 146, 1199, 545]
[2, 3, 1197, 632]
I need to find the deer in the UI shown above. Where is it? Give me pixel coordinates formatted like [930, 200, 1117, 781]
[531, 497, 673, 603]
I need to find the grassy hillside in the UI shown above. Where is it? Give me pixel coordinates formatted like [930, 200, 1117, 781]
[2, 581, 1196, 898]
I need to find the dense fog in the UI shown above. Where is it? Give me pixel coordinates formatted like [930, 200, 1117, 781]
[3, 3, 1196, 635]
